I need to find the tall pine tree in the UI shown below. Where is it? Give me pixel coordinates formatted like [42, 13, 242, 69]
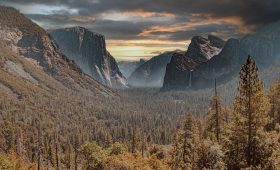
[268, 79, 280, 128]
[171, 112, 200, 170]
[206, 79, 225, 143]
[225, 56, 273, 169]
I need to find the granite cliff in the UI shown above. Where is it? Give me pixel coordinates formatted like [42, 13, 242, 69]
[49, 27, 128, 88]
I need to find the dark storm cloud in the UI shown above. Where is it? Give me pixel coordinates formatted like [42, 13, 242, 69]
[27, 13, 186, 40]
[2, 0, 280, 26]
[1, 0, 280, 52]
[28, 14, 158, 40]
[88, 20, 152, 40]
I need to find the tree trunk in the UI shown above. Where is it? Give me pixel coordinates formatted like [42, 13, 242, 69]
[215, 79, 220, 143]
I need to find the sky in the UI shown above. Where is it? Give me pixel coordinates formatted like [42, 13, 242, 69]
[1, 0, 280, 61]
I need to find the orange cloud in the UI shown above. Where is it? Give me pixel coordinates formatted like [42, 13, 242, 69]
[122, 9, 175, 18]
[139, 14, 253, 37]
[99, 9, 175, 21]
[69, 16, 96, 23]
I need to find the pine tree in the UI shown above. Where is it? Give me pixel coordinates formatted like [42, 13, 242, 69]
[171, 133, 182, 170]
[72, 133, 80, 170]
[197, 139, 225, 170]
[225, 56, 273, 169]
[171, 112, 199, 170]
[43, 133, 53, 169]
[37, 126, 42, 170]
[55, 133, 59, 170]
[129, 125, 140, 154]
[141, 133, 147, 158]
[16, 128, 24, 157]
[65, 139, 71, 169]
[268, 79, 280, 128]
[206, 79, 225, 143]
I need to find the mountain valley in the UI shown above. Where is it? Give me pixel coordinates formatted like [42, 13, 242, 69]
[0, 4, 279, 170]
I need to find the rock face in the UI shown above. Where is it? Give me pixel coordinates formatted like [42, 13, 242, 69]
[189, 38, 244, 89]
[186, 35, 225, 63]
[163, 21, 280, 90]
[162, 35, 226, 90]
[129, 36, 224, 88]
[128, 51, 182, 87]
[162, 53, 197, 90]
[49, 27, 128, 88]
[0, 6, 114, 96]
[118, 59, 145, 78]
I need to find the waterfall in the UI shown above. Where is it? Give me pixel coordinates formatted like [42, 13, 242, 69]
[189, 70, 193, 87]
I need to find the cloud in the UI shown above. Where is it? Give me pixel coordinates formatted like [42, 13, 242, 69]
[69, 16, 96, 23]
[27, 13, 182, 40]
[2, 0, 280, 26]
[121, 10, 175, 18]
[138, 14, 251, 41]
[1, 0, 280, 60]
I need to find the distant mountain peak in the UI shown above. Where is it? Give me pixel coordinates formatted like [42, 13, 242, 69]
[128, 50, 183, 87]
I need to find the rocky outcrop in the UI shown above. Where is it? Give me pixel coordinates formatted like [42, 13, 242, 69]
[49, 27, 128, 88]
[189, 38, 244, 89]
[162, 35, 226, 90]
[186, 35, 225, 63]
[128, 51, 182, 87]
[0, 6, 114, 96]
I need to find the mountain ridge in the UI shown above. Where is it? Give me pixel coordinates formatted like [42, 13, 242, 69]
[162, 20, 280, 90]
[0, 6, 114, 96]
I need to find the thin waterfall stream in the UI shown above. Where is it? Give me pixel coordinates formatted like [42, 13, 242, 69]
[189, 69, 193, 87]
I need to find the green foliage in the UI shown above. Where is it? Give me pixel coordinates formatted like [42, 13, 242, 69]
[0, 154, 13, 170]
[79, 142, 106, 170]
[110, 142, 127, 155]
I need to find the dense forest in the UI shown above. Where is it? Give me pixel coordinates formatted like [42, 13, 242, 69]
[0, 56, 279, 169]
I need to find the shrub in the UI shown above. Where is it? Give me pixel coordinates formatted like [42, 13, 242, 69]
[79, 142, 106, 170]
[110, 142, 127, 155]
[0, 154, 13, 170]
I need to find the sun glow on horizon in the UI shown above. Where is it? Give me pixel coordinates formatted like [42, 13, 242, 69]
[107, 40, 188, 61]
